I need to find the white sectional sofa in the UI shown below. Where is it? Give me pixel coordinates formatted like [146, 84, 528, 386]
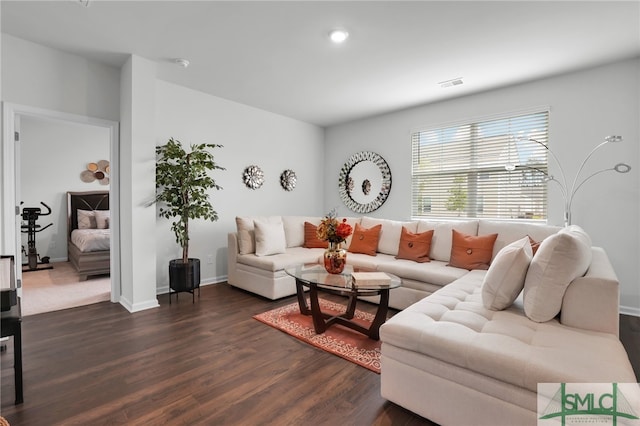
[227, 215, 638, 425]
[228, 215, 560, 309]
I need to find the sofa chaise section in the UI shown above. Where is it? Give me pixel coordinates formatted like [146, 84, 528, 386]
[379, 247, 639, 426]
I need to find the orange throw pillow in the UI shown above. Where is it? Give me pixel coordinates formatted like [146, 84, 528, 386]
[303, 222, 328, 249]
[396, 227, 434, 263]
[528, 235, 542, 255]
[348, 223, 382, 256]
[448, 229, 498, 270]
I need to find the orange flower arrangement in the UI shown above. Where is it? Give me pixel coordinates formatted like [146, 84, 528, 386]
[316, 210, 353, 244]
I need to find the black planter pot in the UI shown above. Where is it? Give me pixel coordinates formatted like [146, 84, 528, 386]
[168, 258, 201, 303]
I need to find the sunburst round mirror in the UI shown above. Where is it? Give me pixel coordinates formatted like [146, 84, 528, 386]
[338, 151, 392, 213]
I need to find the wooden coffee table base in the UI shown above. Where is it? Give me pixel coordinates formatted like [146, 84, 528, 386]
[295, 278, 391, 340]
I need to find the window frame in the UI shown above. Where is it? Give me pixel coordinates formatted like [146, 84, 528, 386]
[410, 109, 550, 222]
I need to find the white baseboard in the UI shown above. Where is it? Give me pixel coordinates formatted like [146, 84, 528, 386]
[620, 305, 640, 317]
[119, 295, 159, 313]
[156, 275, 227, 295]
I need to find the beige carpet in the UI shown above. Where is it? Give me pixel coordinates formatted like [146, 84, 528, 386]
[20, 261, 111, 316]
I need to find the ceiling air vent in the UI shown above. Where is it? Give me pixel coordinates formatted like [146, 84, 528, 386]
[438, 78, 463, 88]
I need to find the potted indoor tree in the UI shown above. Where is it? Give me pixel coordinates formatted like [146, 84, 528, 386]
[155, 137, 224, 299]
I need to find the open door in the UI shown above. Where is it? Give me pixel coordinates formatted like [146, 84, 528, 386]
[2, 103, 120, 306]
[13, 114, 22, 290]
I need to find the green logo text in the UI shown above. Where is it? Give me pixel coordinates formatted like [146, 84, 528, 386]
[540, 383, 639, 426]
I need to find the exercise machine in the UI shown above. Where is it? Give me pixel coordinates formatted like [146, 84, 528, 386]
[20, 202, 54, 272]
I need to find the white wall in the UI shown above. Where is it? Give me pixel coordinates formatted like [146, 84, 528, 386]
[325, 58, 640, 314]
[154, 80, 325, 291]
[1, 35, 120, 122]
[19, 115, 110, 262]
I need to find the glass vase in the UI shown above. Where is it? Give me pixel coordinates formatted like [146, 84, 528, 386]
[324, 242, 347, 274]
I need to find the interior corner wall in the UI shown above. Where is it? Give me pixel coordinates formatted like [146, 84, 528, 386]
[324, 58, 640, 314]
[119, 55, 158, 312]
[154, 80, 325, 292]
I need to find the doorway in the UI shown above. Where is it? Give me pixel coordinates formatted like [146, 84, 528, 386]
[2, 103, 120, 311]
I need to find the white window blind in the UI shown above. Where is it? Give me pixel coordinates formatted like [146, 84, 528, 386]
[411, 110, 549, 220]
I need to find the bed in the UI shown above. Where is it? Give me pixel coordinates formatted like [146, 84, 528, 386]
[67, 190, 110, 281]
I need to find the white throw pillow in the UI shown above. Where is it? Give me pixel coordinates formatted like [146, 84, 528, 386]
[236, 216, 256, 255]
[254, 220, 287, 257]
[482, 236, 532, 310]
[95, 210, 110, 229]
[235, 216, 282, 255]
[77, 209, 96, 229]
[361, 217, 417, 256]
[282, 216, 321, 248]
[523, 225, 592, 322]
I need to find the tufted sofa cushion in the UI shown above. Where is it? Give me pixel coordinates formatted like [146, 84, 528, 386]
[377, 259, 468, 287]
[380, 270, 636, 393]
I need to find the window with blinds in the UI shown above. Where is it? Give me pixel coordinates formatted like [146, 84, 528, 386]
[411, 110, 549, 220]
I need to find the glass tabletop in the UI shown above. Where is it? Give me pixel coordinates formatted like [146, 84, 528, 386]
[285, 264, 401, 293]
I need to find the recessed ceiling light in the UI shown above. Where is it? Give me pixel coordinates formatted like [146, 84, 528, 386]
[329, 29, 349, 44]
[174, 58, 190, 68]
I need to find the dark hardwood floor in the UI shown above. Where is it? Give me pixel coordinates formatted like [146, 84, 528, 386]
[620, 314, 640, 381]
[0, 283, 433, 426]
[1, 283, 638, 425]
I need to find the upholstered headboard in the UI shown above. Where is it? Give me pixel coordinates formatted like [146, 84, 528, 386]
[67, 190, 110, 235]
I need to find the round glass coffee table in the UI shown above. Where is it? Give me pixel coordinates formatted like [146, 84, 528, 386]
[285, 264, 401, 340]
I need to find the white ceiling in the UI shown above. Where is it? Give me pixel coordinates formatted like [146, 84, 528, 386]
[2, 1, 639, 127]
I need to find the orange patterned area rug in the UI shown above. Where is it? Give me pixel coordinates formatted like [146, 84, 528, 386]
[254, 299, 381, 373]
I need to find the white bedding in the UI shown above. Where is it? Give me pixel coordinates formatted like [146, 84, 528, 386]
[71, 229, 110, 253]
